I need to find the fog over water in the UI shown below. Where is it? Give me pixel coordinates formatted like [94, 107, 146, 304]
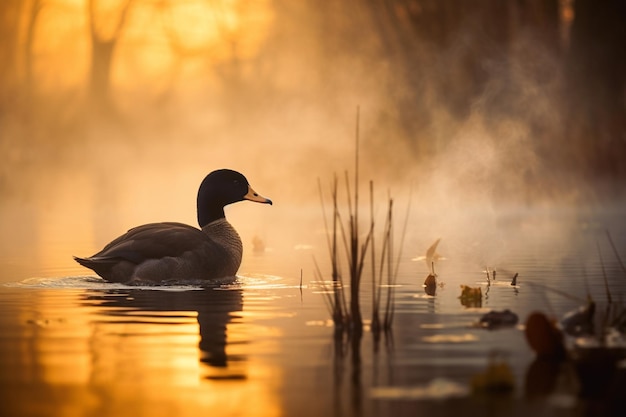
[2, 6, 626, 417]
[1, 0, 625, 281]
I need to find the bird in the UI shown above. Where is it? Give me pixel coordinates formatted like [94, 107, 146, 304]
[74, 169, 272, 284]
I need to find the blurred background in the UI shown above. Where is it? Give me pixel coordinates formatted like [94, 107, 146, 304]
[1, 0, 625, 280]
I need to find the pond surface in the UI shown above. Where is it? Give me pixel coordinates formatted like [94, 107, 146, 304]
[1, 201, 625, 417]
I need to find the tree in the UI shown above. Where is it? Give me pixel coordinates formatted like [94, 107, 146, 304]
[87, 0, 135, 115]
[566, 0, 626, 176]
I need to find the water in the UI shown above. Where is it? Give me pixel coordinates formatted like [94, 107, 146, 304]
[1, 202, 625, 417]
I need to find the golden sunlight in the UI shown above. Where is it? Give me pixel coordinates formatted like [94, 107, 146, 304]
[114, 0, 272, 93]
[23, 0, 272, 94]
[30, 1, 89, 92]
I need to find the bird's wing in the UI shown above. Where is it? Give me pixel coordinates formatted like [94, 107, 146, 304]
[90, 222, 211, 264]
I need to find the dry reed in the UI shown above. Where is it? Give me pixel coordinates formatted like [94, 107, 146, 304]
[315, 107, 408, 339]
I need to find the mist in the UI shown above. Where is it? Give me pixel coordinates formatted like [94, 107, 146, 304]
[1, 0, 625, 280]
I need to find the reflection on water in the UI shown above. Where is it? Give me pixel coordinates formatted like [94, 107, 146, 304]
[82, 286, 243, 373]
[0, 282, 287, 417]
[1, 204, 626, 416]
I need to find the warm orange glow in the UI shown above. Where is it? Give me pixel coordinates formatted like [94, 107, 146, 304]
[22, 0, 271, 94]
[114, 0, 272, 97]
[17, 290, 94, 385]
[14, 289, 284, 417]
[30, 1, 89, 92]
[32, 175, 97, 276]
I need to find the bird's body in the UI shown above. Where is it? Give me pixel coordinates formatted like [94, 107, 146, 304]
[74, 169, 272, 284]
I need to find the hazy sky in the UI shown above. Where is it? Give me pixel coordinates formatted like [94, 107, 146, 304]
[1, 0, 622, 281]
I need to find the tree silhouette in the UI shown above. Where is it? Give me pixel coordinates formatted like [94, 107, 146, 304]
[87, 0, 134, 116]
[566, 0, 626, 176]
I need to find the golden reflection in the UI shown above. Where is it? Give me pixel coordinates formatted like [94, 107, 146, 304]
[8, 287, 282, 417]
[17, 290, 94, 385]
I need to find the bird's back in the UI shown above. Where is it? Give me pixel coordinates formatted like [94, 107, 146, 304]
[75, 220, 243, 283]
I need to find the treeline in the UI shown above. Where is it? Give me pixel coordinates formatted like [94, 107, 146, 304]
[1, 0, 625, 181]
[307, 0, 625, 178]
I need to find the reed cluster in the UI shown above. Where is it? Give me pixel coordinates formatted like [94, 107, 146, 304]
[314, 108, 407, 339]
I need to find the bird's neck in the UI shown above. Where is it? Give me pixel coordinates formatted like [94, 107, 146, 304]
[198, 206, 225, 228]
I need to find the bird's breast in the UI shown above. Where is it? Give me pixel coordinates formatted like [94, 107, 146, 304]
[202, 219, 243, 274]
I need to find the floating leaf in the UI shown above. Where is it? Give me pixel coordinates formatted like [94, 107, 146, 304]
[479, 309, 519, 329]
[459, 285, 482, 308]
[524, 312, 566, 359]
[423, 273, 437, 296]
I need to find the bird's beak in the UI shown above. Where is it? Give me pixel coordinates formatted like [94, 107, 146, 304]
[244, 186, 273, 205]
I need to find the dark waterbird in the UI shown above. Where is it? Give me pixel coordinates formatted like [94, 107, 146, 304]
[74, 169, 272, 283]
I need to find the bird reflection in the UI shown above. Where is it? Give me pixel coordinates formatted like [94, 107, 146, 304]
[82, 286, 243, 369]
